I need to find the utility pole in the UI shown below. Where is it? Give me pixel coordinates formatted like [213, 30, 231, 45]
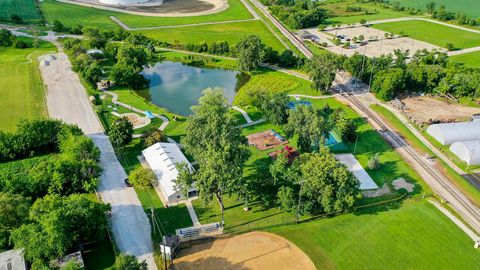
[151, 207, 168, 270]
[296, 180, 305, 224]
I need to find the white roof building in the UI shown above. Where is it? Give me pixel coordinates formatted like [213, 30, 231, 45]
[427, 121, 480, 145]
[142, 142, 195, 204]
[450, 140, 480, 165]
[335, 154, 378, 190]
[0, 250, 26, 270]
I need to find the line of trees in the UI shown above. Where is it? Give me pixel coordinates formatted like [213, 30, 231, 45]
[0, 120, 110, 269]
[261, 0, 328, 29]
[0, 28, 28, 48]
[343, 49, 480, 102]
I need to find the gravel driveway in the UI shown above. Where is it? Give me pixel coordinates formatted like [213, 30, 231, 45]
[40, 53, 156, 269]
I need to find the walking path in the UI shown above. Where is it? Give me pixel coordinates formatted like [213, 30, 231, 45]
[240, 119, 265, 128]
[429, 200, 480, 243]
[232, 106, 253, 123]
[110, 16, 258, 31]
[185, 199, 201, 227]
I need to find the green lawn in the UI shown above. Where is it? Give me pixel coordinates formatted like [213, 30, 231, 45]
[269, 199, 480, 270]
[0, 38, 56, 132]
[40, 0, 252, 29]
[323, 1, 412, 25]
[373, 20, 480, 49]
[0, 0, 42, 22]
[305, 41, 330, 56]
[140, 20, 286, 51]
[234, 68, 317, 105]
[397, 0, 480, 18]
[370, 104, 480, 206]
[451, 51, 480, 68]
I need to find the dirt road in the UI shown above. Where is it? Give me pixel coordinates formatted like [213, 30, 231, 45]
[39, 52, 157, 269]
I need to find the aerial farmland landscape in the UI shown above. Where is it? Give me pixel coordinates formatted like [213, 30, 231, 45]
[1, 0, 480, 269]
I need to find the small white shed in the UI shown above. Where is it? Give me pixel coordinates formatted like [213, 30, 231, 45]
[427, 121, 480, 145]
[450, 140, 480, 165]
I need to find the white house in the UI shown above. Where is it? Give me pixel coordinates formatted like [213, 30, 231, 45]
[142, 142, 196, 204]
[450, 140, 480, 165]
[427, 121, 480, 145]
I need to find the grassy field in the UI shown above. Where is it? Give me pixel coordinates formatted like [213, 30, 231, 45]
[0, 38, 56, 132]
[323, 1, 411, 25]
[397, 0, 480, 18]
[0, 0, 42, 22]
[40, 0, 252, 29]
[451, 51, 480, 68]
[269, 199, 480, 269]
[370, 104, 480, 206]
[140, 20, 286, 51]
[373, 20, 480, 49]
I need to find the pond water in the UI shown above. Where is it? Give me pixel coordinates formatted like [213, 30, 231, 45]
[140, 61, 249, 116]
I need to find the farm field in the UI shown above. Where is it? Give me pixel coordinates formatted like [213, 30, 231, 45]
[140, 20, 286, 51]
[451, 51, 480, 68]
[322, 1, 411, 25]
[397, 0, 480, 18]
[0, 0, 42, 22]
[373, 20, 480, 49]
[269, 199, 480, 270]
[40, 0, 252, 29]
[0, 38, 56, 132]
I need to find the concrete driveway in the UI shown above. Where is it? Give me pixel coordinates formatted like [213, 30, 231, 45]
[40, 53, 156, 269]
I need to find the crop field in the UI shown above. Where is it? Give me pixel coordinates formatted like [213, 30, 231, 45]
[397, 0, 480, 18]
[0, 38, 56, 132]
[373, 20, 480, 49]
[140, 20, 285, 53]
[451, 51, 480, 68]
[0, 0, 42, 22]
[40, 0, 252, 29]
[269, 199, 480, 269]
[322, 1, 411, 25]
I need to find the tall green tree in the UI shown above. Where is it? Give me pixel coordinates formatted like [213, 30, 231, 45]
[236, 35, 265, 71]
[284, 105, 334, 152]
[109, 117, 134, 148]
[307, 54, 341, 92]
[0, 193, 30, 249]
[371, 68, 405, 101]
[113, 254, 147, 270]
[251, 90, 289, 124]
[180, 88, 250, 226]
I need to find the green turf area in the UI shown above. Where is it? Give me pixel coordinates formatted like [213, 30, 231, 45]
[451, 51, 480, 68]
[304, 41, 330, 56]
[234, 68, 316, 105]
[370, 104, 480, 206]
[323, 1, 412, 25]
[0, 38, 56, 132]
[373, 20, 480, 49]
[40, 0, 252, 29]
[0, 0, 42, 22]
[269, 199, 480, 269]
[397, 0, 480, 18]
[140, 20, 286, 52]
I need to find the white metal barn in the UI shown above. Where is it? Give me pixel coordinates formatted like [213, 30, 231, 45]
[449, 141, 480, 165]
[142, 142, 196, 204]
[426, 121, 480, 145]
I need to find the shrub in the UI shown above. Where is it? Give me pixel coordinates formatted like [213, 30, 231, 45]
[129, 167, 156, 187]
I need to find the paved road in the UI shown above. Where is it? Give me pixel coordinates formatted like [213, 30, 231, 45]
[31, 32, 157, 268]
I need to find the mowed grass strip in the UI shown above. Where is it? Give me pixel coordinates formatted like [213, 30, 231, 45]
[396, 0, 480, 18]
[373, 20, 480, 49]
[323, 1, 411, 25]
[269, 199, 480, 269]
[40, 0, 252, 29]
[451, 50, 480, 68]
[140, 20, 286, 51]
[0, 39, 56, 132]
[0, 0, 42, 22]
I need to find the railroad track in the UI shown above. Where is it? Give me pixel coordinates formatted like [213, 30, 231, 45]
[338, 86, 480, 230]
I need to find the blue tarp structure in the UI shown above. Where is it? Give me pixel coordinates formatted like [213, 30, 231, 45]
[144, 111, 155, 119]
[287, 100, 312, 110]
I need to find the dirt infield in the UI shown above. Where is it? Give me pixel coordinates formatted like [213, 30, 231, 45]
[399, 96, 480, 124]
[174, 231, 315, 270]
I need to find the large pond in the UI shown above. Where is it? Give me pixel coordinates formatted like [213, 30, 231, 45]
[140, 61, 249, 116]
